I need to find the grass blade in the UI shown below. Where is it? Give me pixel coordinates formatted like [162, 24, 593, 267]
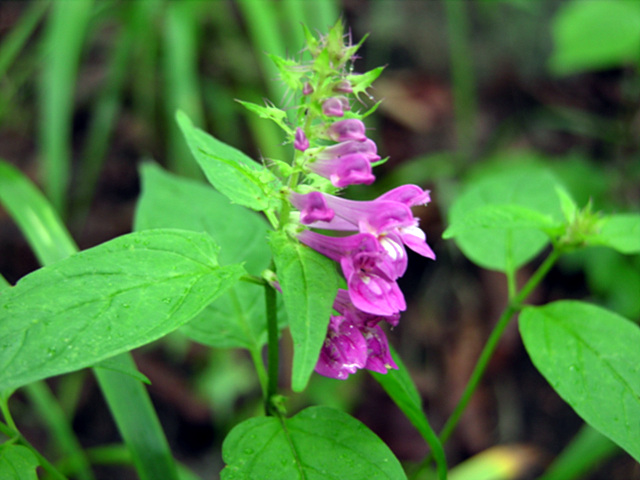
[39, 0, 94, 217]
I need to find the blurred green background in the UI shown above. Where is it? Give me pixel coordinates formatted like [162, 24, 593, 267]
[0, 1, 639, 479]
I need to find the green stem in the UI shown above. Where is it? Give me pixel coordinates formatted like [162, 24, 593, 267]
[265, 282, 280, 414]
[422, 248, 561, 470]
[249, 347, 269, 403]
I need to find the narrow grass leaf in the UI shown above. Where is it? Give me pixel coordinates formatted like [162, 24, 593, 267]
[538, 424, 619, 480]
[0, 1, 49, 78]
[221, 406, 406, 479]
[520, 301, 640, 463]
[0, 229, 244, 392]
[0, 159, 76, 264]
[270, 230, 339, 392]
[371, 347, 447, 480]
[163, 1, 205, 178]
[39, 0, 93, 215]
[93, 354, 180, 480]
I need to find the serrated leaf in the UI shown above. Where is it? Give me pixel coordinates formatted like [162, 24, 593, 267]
[588, 213, 640, 254]
[176, 110, 280, 211]
[0, 229, 244, 392]
[520, 301, 640, 463]
[443, 204, 559, 239]
[236, 99, 292, 134]
[134, 163, 283, 350]
[348, 66, 384, 99]
[269, 231, 339, 392]
[221, 406, 406, 480]
[0, 445, 39, 480]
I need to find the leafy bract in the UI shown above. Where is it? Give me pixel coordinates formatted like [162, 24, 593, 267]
[549, 0, 640, 75]
[0, 229, 243, 392]
[447, 162, 564, 273]
[0, 445, 39, 480]
[270, 230, 339, 392]
[176, 110, 280, 212]
[520, 301, 640, 463]
[221, 406, 406, 480]
[135, 163, 283, 350]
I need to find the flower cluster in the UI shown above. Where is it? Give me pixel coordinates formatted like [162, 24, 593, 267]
[267, 23, 436, 380]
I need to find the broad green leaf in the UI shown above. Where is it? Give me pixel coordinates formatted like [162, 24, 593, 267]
[269, 230, 339, 392]
[176, 110, 280, 212]
[519, 301, 640, 463]
[370, 348, 447, 480]
[0, 161, 180, 480]
[549, 0, 640, 75]
[448, 162, 564, 273]
[443, 204, 559, 239]
[221, 406, 406, 480]
[0, 229, 244, 392]
[135, 163, 283, 349]
[0, 160, 76, 264]
[0, 445, 39, 480]
[588, 213, 640, 254]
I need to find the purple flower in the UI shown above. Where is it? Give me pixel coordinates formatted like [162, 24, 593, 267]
[294, 127, 310, 152]
[322, 96, 350, 117]
[315, 289, 399, 379]
[303, 82, 314, 95]
[315, 314, 368, 380]
[290, 191, 334, 223]
[295, 189, 436, 260]
[327, 119, 367, 142]
[297, 231, 406, 315]
[317, 139, 380, 164]
[362, 323, 397, 374]
[306, 153, 375, 188]
[333, 79, 353, 94]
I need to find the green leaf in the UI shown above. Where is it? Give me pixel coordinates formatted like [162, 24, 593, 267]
[0, 159, 77, 264]
[221, 406, 406, 480]
[0, 445, 39, 480]
[269, 231, 339, 392]
[447, 162, 564, 273]
[519, 301, 640, 463]
[135, 163, 282, 350]
[93, 354, 180, 480]
[549, 0, 640, 75]
[0, 229, 244, 392]
[588, 213, 640, 254]
[370, 348, 447, 480]
[348, 66, 384, 99]
[443, 204, 559, 239]
[236, 99, 293, 135]
[176, 110, 280, 212]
